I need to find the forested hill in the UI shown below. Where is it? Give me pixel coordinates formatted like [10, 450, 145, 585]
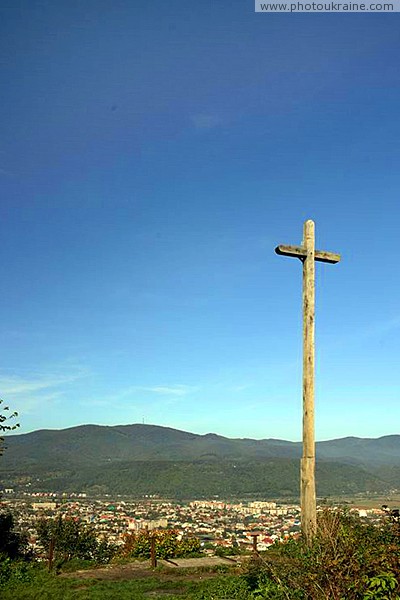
[2, 424, 400, 468]
[1, 424, 399, 497]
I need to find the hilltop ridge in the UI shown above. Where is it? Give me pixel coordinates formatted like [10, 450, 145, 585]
[1, 424, 399, 498]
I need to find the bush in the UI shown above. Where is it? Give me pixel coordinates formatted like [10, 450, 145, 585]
[0, 556, 36, 587]
[36, 516, 117, 568]
[243, 509, 400, 599]
[120, 529, 201, 560]
[0, 512, 29, 559]
[215, 545, 243, 557]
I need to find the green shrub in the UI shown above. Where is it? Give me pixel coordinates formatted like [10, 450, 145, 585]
[120, 529, 201, 560]
[36, 515, 117, 568]
[176, 535, 202, 557]
[0, 512, 29, 559]
[0, 556, 36, 587]
[215, 545, 242, 557]
[243, 509, 400, 600]
[363, 572, 399, 600]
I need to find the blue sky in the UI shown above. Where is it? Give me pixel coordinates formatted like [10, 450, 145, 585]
[1, 1, 400, 441]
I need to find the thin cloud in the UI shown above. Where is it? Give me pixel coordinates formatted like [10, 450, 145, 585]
[364, 315, 400, 338]
[229, 384, 252, 393]
[0, 370, 88, 396]
[18, 391, 65, 414]
[0, 167, 13, 177]
[86, 384, 199, 407]
[0, 366, 90, 422]
[190, 114, 221, 130]
[0, 376, 72, 395]
[141, 385, 198, 396]
[326, 315, 400, 350]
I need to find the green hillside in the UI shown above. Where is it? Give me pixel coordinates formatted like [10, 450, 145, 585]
[3, 423, 400, 466]
[1, 424, 399, 497]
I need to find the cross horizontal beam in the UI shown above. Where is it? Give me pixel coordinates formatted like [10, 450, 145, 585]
[275, 244, 340, 264]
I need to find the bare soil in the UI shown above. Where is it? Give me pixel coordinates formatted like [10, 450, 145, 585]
[59, 556, 241, 582]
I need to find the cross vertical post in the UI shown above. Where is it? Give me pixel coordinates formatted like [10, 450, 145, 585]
[301, 219, 316, 543]
[150, 535, 157, 568]
[275, 219, 340, 545]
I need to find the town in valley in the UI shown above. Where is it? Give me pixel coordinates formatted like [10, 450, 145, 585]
[1, 489, 390, 558]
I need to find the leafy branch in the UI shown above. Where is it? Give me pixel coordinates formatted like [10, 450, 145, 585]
[0, 398, 20, 455]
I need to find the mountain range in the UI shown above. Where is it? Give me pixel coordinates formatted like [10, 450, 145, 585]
[1, 424, 399, 499]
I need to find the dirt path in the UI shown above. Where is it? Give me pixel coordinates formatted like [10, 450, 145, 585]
[159, 557, 241, 569]
[59, 556, 241, 582]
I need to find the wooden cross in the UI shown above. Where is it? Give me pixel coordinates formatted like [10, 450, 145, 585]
[275, 219, 340, 544]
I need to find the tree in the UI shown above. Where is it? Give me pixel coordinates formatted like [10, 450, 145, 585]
[120, 529, 201, 559]
[0, 512, 28, 559]
[0, 398, 19, 455]
[36, 516, 116, 566]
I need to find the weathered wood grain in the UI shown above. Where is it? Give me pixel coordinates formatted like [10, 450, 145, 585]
[301, 220, 317, 543]
[275, 244, 340, 264]
[275, 219, 340, 546]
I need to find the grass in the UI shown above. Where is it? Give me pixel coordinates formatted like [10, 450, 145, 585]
[0, 563, 249, 600]
[2, 572, 189, 600]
